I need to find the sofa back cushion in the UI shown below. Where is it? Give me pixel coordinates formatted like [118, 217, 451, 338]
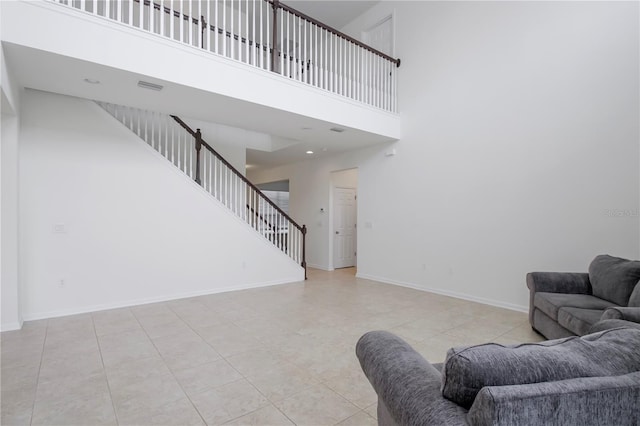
[441, 328, 640, 408]
[589, 255, 640, 306]
[628, 284, 640, 307]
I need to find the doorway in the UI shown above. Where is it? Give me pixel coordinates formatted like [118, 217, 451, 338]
[331, 169, 358, 270]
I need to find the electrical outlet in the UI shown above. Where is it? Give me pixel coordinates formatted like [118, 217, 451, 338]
[58, 279, 65, 288]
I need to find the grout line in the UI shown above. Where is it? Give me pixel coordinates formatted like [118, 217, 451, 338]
[129, 305, 210, 426]
[91, 313, 120, 425]
[28, 320, 49, 426]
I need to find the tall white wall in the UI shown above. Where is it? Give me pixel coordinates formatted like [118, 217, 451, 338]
[250, 1, 640, 311]
[1, 42, 23, 331]
[19, 90, 303, 320]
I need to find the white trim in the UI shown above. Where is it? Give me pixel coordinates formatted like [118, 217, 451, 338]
[0, 321, 23, 332]
[356, 272, 528, 313]
[307, 263, 333, 271]
[22, 277, 302, 322]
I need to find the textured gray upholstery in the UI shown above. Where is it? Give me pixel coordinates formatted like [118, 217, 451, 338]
[534, 292, 616, 321]
[467, 372, 640, 426]
[356, 331, 467, 426]
[589, 255, 640, 306]
[528, 256, 640, 339]
[441, 328, 640, 408]
[532, 309, 575, 339]
[629, 284, 640, 307]
[602, 306, 640, 322]
[590, 319, 640, 333]
[357, 329, 640, 426]
[557, 307, 605, 335]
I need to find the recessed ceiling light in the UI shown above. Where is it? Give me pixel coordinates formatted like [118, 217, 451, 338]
[330, 127, 345, 133]
[306, 150, 314, 155]
[84, 78, 100, 84]
[137, 80, 164, 91]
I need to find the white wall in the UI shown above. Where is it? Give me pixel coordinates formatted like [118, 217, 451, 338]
[19, 90, 303, 320]
[250, 1, 640, 311]
[1, 42, 23, 331]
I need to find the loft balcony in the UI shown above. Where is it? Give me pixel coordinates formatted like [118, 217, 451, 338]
[1, 0, 402, 165]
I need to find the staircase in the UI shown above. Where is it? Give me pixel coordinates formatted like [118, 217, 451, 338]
[97, 102, 307, 277]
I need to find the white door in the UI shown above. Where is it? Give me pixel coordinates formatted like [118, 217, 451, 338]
[333, 188, 357, 269]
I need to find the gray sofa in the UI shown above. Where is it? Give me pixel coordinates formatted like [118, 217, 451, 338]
[528, 254, 640, 339]
[356, 328, 640, 426]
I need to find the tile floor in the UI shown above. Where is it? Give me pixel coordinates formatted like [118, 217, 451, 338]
[1, 268, 544, 425]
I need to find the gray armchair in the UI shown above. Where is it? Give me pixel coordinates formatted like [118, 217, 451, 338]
[356, 328, 640, 426]
[527, 255, 640, 339]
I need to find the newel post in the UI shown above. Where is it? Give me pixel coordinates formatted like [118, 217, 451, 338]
[271, 0, 279, 72]
[301, 224, 307, 280]
[195, 129, 202, 185]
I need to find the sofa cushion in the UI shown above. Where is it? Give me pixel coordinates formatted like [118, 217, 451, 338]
[441, 328, 640, 409]
[629, 284, 640, 307]
[557, 307, 604, 336]
[589, 255, 640, 306]
[534, 292, 617, 321]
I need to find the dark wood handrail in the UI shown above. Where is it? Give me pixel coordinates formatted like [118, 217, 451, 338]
[170, 116, 304, 232]
[133, 0, 400, 67]
[269, 0, 401, 67]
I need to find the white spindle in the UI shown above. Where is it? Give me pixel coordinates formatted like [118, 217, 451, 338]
[279, 9, 284, 74]
[259, 0, 263, 68]
[265, 1, 269, 70]
[286, 11, 290, 77]
[206, 0, 211, 51]
[169, 0, 174, 38]
[139, 0, 144, 27]
[198, 0, 202, 48]
[245, 0, 250, 63]
[188, 1, 193, 46]
[149, 0, 154, 33]
[251, 0, 256, 65]
[158, 0, 163, 35]
[222, 0, 226, 56]
[214, 0, 219, 54]
[230, 0, 234, 59]
[179, 0, 183, 42]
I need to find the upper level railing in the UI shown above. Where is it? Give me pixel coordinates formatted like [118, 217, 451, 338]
[50, 0, 401, 112]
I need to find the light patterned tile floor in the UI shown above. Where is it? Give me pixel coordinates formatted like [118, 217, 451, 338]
[0, 268, 544, 425]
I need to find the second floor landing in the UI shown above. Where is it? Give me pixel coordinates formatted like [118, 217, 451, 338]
[1, 0, 402, 164]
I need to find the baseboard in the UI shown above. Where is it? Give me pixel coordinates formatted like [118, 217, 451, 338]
[22, 276, 303, 322]
[0, 320, 23, 332]
[307, 263, 333, 271]
[355, 272, 528, 313]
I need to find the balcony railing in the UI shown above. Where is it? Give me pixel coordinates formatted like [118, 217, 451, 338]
[50, 0, 401, 112]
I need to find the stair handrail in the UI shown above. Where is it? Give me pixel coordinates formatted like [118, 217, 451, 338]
[171, 116, 307, 279]
[170, 116, 303, 234]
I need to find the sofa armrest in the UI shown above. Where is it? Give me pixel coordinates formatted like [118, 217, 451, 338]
[527, 272, 592, 328]
[589, 319, 640, 334]
[526, 272, 591, 294]
[601, 307, 640, 322]
[356, 331, 468, 426]
[467, 372, 640, 426]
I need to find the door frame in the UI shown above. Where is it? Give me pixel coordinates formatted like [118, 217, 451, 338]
[328, 168, 358, 271]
